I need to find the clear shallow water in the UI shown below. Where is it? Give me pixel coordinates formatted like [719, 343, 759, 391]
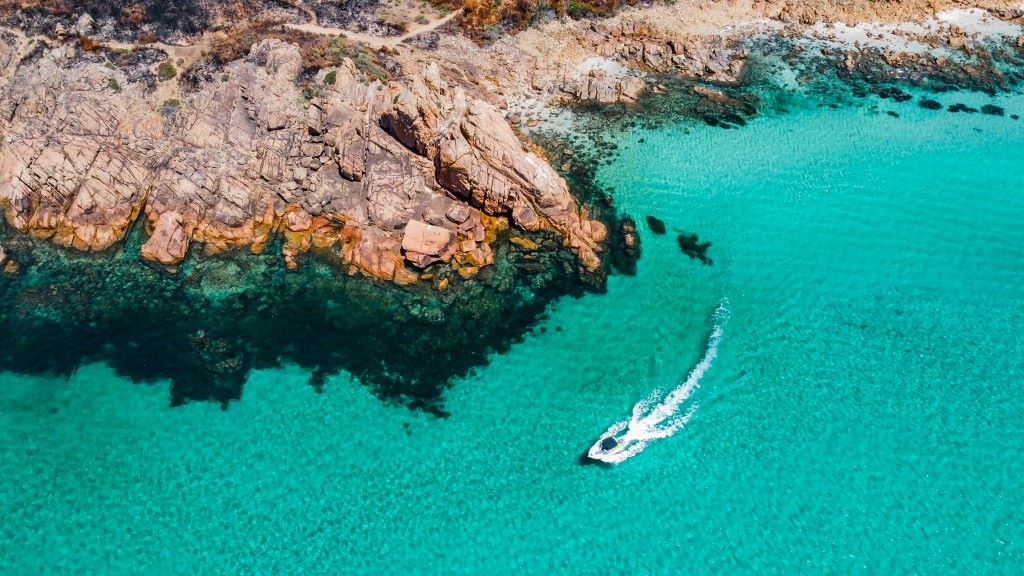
[2, 91, 1024, 574]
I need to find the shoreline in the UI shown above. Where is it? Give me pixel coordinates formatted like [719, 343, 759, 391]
[0, 1, 1022, 409]
[483, 3, 1023, 119]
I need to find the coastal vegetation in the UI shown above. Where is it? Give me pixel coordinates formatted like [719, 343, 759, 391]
[206, 20, 391, 81]
[453, 0, 625, 35]
[157, 61, 177, 81]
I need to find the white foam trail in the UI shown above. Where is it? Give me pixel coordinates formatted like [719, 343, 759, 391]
[589, 299, 730, 464]
[631, 387, 662, 421]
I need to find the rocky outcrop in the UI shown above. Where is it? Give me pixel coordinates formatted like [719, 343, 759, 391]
[402, 219, 455, 268]
[506, 18, 749, 109]
[571, 69, 646, 103]
[0, 38, 607, 283]
[836, 43, 1014, 94]
[0, 43, 157, 253]
[586, 21, 749, 84]
[140, 211, 191, 266]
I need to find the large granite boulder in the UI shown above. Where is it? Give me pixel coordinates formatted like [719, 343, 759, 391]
[402, 219, 454, 268]
[141, 211, 190, 266]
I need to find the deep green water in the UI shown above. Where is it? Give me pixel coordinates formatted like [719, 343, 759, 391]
[2, 85, 1024, 573]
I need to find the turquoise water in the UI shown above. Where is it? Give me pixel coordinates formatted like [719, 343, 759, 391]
[3, 90, 1024, 573]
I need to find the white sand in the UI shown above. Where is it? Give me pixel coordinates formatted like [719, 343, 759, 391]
[936, 8, 1024, 37]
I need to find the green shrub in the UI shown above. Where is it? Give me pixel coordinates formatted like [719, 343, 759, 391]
[300, 85, 323, 105]
[566, 0, 594, 18]
[108, 78, 121, 92]
[324, 38, 389, 83]
[157, 62, 177, 82]
[324, 70, 337, 85]
[483, 24, 503, 42]
[160, 98, 182, 117]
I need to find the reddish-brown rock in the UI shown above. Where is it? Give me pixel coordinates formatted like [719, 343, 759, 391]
[141, 212, 191, 266]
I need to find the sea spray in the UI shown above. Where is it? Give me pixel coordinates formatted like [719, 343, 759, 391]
[587, 298, 730, 464]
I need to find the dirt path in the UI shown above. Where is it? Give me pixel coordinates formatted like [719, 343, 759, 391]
[286, 8, 462, 49]
[102, 38, 208, 69]
[291, 0, 320, 26]
[1, 3, 459, 88]
[2, 2, 461, 66]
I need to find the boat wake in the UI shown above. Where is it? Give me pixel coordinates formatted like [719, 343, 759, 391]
[587, 298, 730, 464]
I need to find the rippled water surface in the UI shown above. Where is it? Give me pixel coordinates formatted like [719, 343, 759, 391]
[2, 89, 1023, 574]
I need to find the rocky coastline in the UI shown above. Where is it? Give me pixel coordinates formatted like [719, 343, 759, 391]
[1, 0, 1022, 409]
[0, 32, 608, 287]
[2, 1, 1022, 282]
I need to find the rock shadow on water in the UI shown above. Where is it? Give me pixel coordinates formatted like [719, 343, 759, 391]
[0, 222, 616, 415]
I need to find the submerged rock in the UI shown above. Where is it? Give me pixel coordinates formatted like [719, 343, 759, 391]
[873, 86, 912, 102]
[919, 99, 943, 110]
[948, 103, 979, 113]
[719, 113, 747, 127]
[981, 104, 1005, 116]
[677, 232, 713, 265]
[611, 216, 641, 275]
[836, 45, 1009, 95]
[0, 244, 14, 274]
[645, 215, 667, 235]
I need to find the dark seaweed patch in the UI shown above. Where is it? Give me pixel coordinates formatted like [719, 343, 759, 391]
[919, 99, 943, 110]
[0, 221, 603, 414]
